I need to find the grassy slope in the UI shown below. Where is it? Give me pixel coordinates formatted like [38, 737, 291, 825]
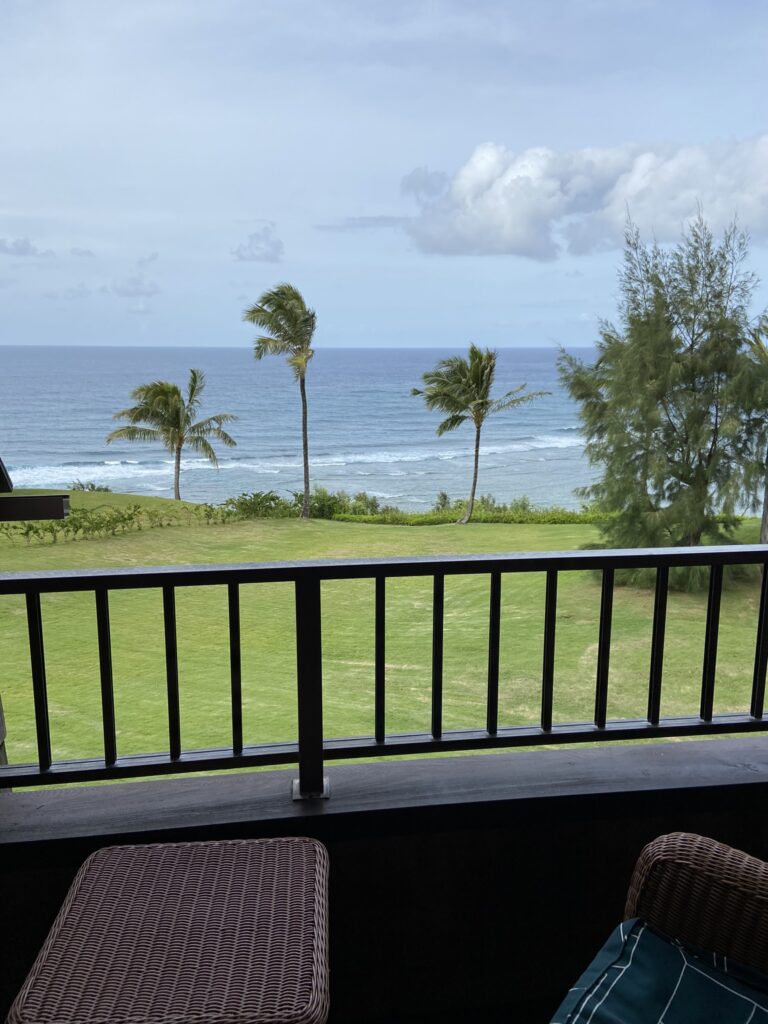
[0, 492, 763, 766]
[8, 488, 197, 511]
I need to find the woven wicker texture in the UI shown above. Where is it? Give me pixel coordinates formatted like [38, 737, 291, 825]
[7, 838, 329, 1024]
[625, 831, 768, 974]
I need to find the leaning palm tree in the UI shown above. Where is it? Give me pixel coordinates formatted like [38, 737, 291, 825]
[243, 283, 316, 518]
[413, 345, 548, 524]
[106, 369, 237, 500]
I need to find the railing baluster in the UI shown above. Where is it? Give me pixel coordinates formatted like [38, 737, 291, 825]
[95, 588, 117, 766]
[163, 586, 181, 760]
[375, 576, 386, 744]
[751, 564, 768, 719]
[486, 572, 501, 735]
[7, 548, 768, 792]
[228, 583, 243, 755]
[700, 564, 723, 723]
[25, 592, 52, 772]
[293, 576, 327, 798]
[647, 566, 669, 725]
[594, 568, 614, 729]
[431, 574, 444, 740]
[541, 570, 558, 732]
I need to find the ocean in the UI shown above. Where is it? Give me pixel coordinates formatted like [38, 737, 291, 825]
[1, 346, 596, 510]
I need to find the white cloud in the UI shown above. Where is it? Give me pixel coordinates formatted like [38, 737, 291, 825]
[231, 223, 284, 262]
[70, 246, 96, 257]
[0, 236, 54, 257]
[43, 282, 92, 301]
[400, 166, 448, 203]
[110, 274, 160, 299]
[404, 136, 768, 259]
[316, 215, 407, 232]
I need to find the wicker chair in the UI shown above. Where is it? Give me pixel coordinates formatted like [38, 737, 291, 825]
[625, 832, 768, 973]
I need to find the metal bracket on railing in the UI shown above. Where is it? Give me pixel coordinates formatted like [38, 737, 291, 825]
[291, 777, 331, 801]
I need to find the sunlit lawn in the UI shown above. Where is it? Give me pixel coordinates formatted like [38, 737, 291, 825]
[0, 492, 763, 767]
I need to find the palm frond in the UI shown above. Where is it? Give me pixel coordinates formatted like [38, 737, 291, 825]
[189, 416, 237, 448]
[244, 283, 317, 363]
[490, 388, 550, 413]
[436, 413, 468, 435]
[253, 334, 294, 359]
[287, 350, 314, 379]
[184, 435, 220, 467]
[414, 345, 547, 437]
[105, 426, 165, 446]
[186, 368, 206, 413]
[106, 365, 237, 488]
[190, 413, 238, 429]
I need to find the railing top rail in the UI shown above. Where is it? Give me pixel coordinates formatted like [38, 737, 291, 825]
[0, 545, 767, 594]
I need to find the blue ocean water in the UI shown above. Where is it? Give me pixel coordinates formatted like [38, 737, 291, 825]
[1, 346, 597, 509]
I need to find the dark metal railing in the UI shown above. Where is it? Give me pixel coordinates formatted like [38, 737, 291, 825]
[1, 545, 768, 798]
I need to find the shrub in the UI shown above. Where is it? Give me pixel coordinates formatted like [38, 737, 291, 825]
[340, 494, 614, 526]
[69, 480, 112, 492]
[222, 491, 294, 519]
[285, 487, 394, 519]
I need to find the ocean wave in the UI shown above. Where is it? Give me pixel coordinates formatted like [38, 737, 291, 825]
[8, 462, 173, 487]
[306, 434, 583, 467]
[7, 432, 585, 488]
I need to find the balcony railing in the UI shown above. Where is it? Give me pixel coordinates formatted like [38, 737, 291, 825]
[1, 545, 768, 797]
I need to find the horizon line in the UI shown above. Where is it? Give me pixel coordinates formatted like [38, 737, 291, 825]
[0, 342, 596, 351]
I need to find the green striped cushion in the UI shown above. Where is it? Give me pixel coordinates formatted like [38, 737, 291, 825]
[552, 919, 768, 1023]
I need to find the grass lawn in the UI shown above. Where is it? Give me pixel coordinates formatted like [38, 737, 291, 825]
[0, 491, 764, 768]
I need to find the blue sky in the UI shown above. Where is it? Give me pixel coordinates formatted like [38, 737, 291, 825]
[1, 0, 767, 348]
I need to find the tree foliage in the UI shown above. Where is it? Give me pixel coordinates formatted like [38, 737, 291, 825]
[413, 345, 547, 523]
[559, 216, 768, 564]
[747, 318, 768, 543]
[106, 368, 236, 500]
[242, 283, 316, 519]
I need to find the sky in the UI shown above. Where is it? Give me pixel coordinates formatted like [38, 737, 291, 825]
[1, 0, 768, 348]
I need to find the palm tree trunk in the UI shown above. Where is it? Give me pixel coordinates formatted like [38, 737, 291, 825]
[459, 424, 482, 524]
[299, 374, 310, 519]
[174, 445, 182, 501]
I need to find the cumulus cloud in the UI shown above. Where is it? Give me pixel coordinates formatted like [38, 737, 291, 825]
[44, 282, 92, 301]
[404, 136, 768, 260]
[70, 247, 96, 258]
[400, 166, 449, 203]
[0, 236, 54, 257]
[110, 274, 160, 299]
[316, 215, 407, 232]
[231, 223, 284, 262]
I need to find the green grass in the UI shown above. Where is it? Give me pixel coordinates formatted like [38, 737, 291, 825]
[0, 491, 763, 768]
[8, 488, 198, 512]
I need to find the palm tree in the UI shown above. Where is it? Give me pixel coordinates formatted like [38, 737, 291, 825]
[243, 283, 316, 518]
[413, 345, 548, 524]
[106, 369, 237, 500]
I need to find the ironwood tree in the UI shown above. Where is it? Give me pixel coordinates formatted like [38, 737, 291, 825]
[747, 317, 768, 544]
[558, 216, 768, 559]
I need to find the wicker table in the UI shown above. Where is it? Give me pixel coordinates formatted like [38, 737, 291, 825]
[8, 838, 329, 1024]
